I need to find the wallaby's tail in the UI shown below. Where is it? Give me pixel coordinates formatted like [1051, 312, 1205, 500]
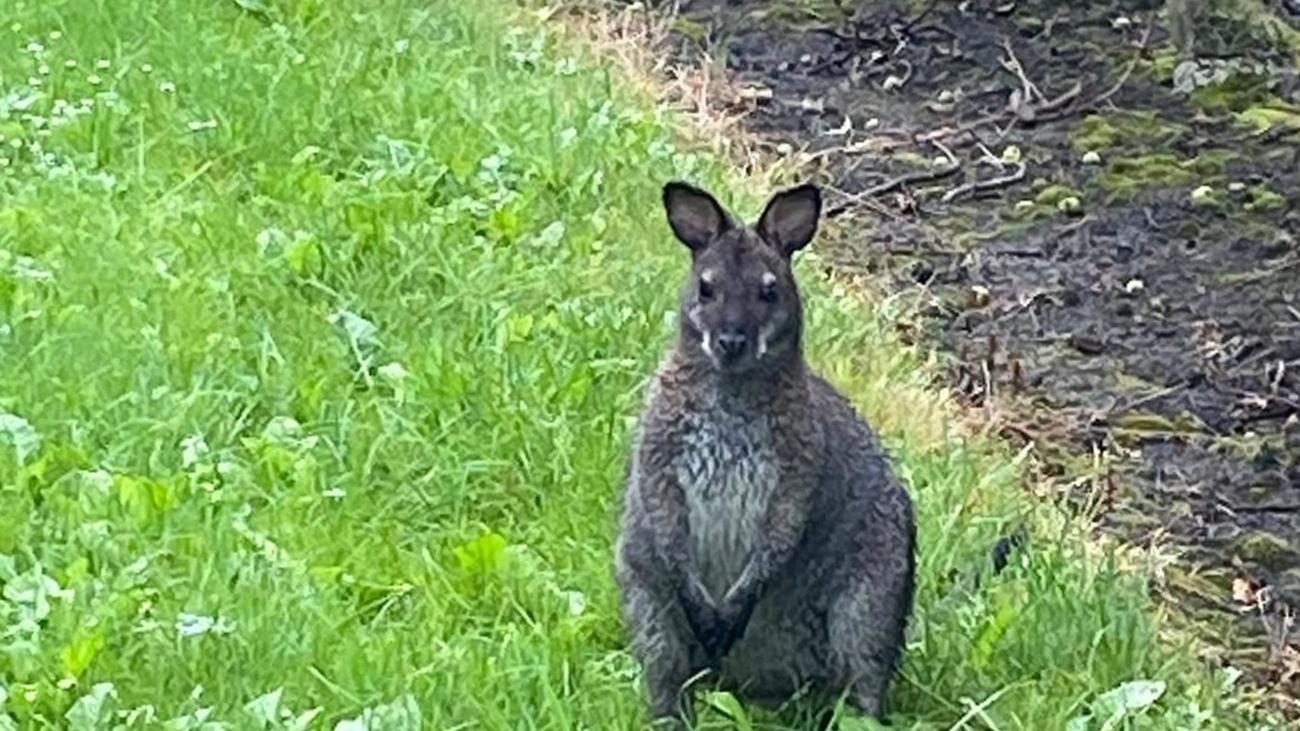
[989, 525, 1028, 576]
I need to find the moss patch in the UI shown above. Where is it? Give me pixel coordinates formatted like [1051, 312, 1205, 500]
[758, 0, 844, 24]
[1188, 71, 1277, 113]
[1033, 184, 1083, 207]
[1243, 185, 1287, 212]
[1234, 102, 1300, 133]
[1098, 150, 1233, 199]
[1233, 531, 1299, 570]
[1071, 111, 1187, 154]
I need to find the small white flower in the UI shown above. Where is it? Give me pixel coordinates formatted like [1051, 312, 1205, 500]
[322, 487, 346, 500]
[378, 361, 409, 381]
[181, 434, 209, 468]
[25, 41, 45, 54]
[95, 58, 110, 69]
[49, 30, 63, 41]
[86, 73, 101, 85]
[9, 139, 22, 149]
[293, 53, 305, 64]
[38, 64, 50, 75]
[27, 76, 42, 87]
[57, 677, 77, 690]
[393, 38, 410, 54]
[186, 119, 218, 132]
[159, 80, 176, 93]
[139, 62, 153, 73]
[64, 58, 77, 69]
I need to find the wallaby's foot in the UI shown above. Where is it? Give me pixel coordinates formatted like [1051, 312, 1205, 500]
[646, 673, 694, 728]
[648, 703, 690, 730]
[846, 688, 884, 721]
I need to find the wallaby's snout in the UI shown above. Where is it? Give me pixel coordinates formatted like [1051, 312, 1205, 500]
[715, 328, 747, 359]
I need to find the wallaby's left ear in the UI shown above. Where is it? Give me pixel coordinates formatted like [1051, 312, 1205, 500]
[756, 183, 821, 257]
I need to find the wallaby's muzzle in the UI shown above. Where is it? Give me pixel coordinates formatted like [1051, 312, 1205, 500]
[716, 330, 747, 359]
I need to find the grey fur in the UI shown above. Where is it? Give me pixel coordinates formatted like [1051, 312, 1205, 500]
[615, 181, 917, 726]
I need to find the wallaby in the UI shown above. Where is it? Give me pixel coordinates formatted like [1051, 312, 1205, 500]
[614, 180, 917, 726]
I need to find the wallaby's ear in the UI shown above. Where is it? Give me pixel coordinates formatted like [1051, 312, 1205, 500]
[663, 181, 732, 252]
[756, 184, 821, 257]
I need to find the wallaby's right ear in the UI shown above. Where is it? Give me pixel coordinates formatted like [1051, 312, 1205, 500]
[663, 181, 731, 252]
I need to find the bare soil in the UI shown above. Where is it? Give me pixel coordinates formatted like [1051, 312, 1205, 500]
[636, 0, 1300, 699]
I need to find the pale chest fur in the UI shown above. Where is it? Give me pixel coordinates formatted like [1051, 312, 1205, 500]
[675, 405, 780, 602]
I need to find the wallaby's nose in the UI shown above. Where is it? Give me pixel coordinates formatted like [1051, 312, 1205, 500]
[717, 330, 747, 358]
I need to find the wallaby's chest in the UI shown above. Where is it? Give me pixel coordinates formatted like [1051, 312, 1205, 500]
[675, 408, 780, 600]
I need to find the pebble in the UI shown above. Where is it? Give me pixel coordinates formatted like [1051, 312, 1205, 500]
[1057, 196, 1082, 214]
[1082, 150, 1101, 165]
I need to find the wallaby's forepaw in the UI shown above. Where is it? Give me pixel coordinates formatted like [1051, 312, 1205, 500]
[712, 595, 756, 658]
[680, 597, 723, 657]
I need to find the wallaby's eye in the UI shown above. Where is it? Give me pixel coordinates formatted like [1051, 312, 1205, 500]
[699, 279, 714, 301]
[759, 281, 777, 303]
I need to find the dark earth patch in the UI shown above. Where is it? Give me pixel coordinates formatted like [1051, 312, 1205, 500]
[632, 0, 1300, 705]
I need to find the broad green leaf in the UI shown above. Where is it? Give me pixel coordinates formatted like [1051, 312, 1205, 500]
[65, 683, 117, 731]
[972, 594, 1018, 670]
[229, 0, 272, 16]
[1096, 680, 1166, 730]
[703, 691, 753, 731]
[333, 694, 421, 731]
[1067, 679, 1167, 731]
[286, 708, 322, 731]
[242, 688, 282, 729]
[113, 474, 177, 525]
[0, 412, 40, 463]
[61, 627, 106, 677]
[285, 236, 322, 278]
[454, 532, 509, 574]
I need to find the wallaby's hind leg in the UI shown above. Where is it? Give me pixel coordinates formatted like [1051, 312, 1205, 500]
[825, 543, 915, 721]
[622, 580, 699, 726]
[826, 585, 898, 718]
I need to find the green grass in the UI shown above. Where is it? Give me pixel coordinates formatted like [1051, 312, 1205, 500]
[0, 0, 1275, 729]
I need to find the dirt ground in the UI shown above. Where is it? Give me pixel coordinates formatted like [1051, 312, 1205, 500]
[633, 0, 1300, 701]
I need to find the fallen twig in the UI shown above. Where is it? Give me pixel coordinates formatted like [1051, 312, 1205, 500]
[1226, 502, 1300, 513]
[1001, 38, 1046, 107]
[900, 0, 942, 33]
[1035, 22, 1153, 124]
[826, 143, 961, 216]
[1093, 22, 1153, 107]
[940, 160, 1027, 203]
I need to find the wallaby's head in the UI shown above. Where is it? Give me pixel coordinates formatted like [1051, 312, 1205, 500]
[662, 180, 821, 375]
